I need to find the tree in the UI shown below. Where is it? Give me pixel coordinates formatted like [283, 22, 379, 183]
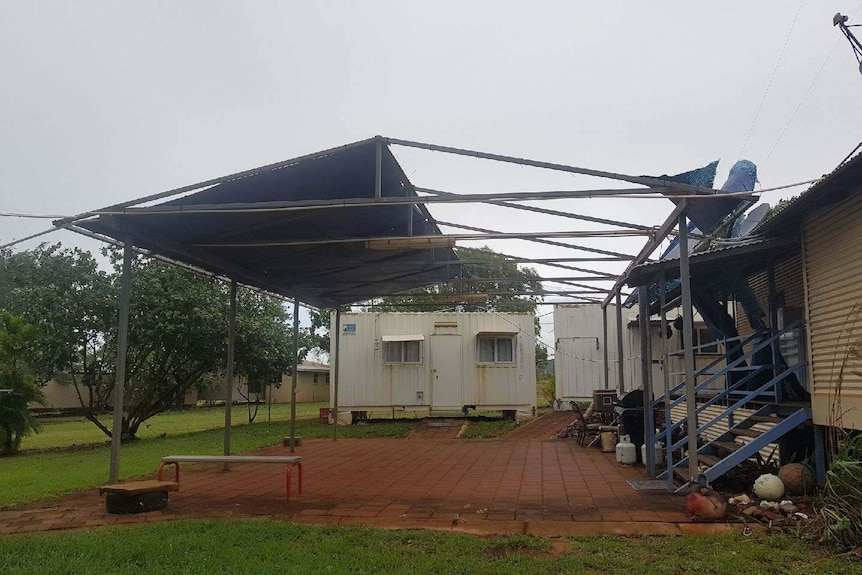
[373, 246, 542, 314]
[233, 289, 304, 422]
[2, 243, 303, 439]
[0, 313, 44, 455]
[305, 309, 331, 359]
[0, 244, 115, 387]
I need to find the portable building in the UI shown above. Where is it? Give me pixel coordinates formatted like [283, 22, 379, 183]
[553, 304, 717, 404]
[331, 312, 536, 422]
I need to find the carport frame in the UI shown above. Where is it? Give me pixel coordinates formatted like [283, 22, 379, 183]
[51, 136, 753, 483]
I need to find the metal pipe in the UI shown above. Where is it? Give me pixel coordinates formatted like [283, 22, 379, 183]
[88, 187, 697, 218]
[108, 237, 133, 484]
[603, 201, 689, 307]
[332, 309, 341, 440]
[638, 285, 654, 477]
[420, 188, 654, 231]
[191, 229, 652, 249]
[659, 271, 673, 491]
[224, 280, 237, 467]
[602, 305, 609, 390]
[679, 212, 699, 484]
[385, 137, 733, 195]
[615, 292, 625, 395]
[289, 298, 300, 453]
[440, 221, 638, 260]
[375, 138, 383, 199]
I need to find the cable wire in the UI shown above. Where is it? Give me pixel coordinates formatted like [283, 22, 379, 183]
[739, 0, 806, 160]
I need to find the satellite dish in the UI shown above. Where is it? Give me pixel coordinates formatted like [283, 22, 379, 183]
[735, 203, 771, 237]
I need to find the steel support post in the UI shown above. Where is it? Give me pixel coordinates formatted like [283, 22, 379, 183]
[659, 271, 673, 490]
[109, 237, 133, 483]
[224, 280, 237, 469]
[615, 292, 625, 395]
[602, 305, 609, 390]
[638, 285, 655, 477]
[332, 309, 341, 440]
[289, 299, 300, 453]
[679, 212, 699, 484]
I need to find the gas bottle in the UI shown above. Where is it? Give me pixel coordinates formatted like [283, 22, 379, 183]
[616, 435, 637, 466]
[641, 441, 664, 466]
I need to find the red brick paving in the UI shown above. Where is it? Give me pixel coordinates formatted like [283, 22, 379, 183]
[503, 411, 576, 440]
[0, 434, 702, 537]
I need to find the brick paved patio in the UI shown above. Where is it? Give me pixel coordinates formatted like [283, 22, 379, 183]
[0, 427, 706, 537]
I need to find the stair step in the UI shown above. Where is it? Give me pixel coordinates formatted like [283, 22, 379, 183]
[673, 466, 691, 483]
[713, 440, 743, 452]
[698, 454, 721, 467]
[748, 414, 784, 424]
[730, 428, 763, 438]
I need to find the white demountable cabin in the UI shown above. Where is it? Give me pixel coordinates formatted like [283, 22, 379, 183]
[330, 312, 537, 423]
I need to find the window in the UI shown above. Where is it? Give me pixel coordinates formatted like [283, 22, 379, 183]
[477, 335, 515, 363]
[313, 374, 319, 384]
[382, 336, 423, 364]
[694, 327, 720, 354]
[325, 373, 331, 384]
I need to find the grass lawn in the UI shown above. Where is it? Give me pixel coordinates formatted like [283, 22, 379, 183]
[459, 417, 519, 439]
[0, 520, 856, 575]
[23, 402, 330, 451]
[3, 410, 415, 508]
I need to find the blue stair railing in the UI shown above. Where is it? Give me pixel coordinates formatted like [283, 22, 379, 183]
[646, 321, 812, 492]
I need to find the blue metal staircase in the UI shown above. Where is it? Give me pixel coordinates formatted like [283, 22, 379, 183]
[649, 323, 815, 493]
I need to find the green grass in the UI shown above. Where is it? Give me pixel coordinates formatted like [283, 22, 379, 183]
[0, 520, 857, 575]
[459, 417, 519, 439]
[24, 402, 329, 451]
[2, 411, 415, 508]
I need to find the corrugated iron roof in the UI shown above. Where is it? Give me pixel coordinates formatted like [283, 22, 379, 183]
[755, 150, 862, 235]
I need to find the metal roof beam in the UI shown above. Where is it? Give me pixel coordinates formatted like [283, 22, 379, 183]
[439, 221, 638, 261]
[190, 230, 652, 249]
[385, 137, 732, 195]
[602, 200, 689, 307]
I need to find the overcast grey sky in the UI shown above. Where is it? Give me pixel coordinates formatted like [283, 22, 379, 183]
[3, 1, 862, 342]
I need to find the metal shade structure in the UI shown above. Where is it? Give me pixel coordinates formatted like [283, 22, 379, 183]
[69, 137, 462, 309]
[49, 134, 760, 484]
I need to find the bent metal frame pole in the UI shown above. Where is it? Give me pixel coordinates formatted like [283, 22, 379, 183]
[109, 237, 133, 483]
[679, 212, 699, 484]
[289, 299, 300, 453]
[224, 280, 237, 468]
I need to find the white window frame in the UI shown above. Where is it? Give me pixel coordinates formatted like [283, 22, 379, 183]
[476, 333, 517, 364]
[382, 335, 424, 365]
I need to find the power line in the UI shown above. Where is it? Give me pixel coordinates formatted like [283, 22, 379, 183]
[739, 0, 806, 160]
[763, 2, 862, 171]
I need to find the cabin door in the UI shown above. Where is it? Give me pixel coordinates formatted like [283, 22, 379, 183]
[430, 335, 463, 409]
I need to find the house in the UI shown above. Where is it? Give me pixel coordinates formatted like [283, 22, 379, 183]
[623, 150, 862, 489]
[330, 312, 537, 424]
[270, 361, 330, 403]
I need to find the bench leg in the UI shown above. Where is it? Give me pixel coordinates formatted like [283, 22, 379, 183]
[158, 461, 180, 483]
[285, 463, 302, 501]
